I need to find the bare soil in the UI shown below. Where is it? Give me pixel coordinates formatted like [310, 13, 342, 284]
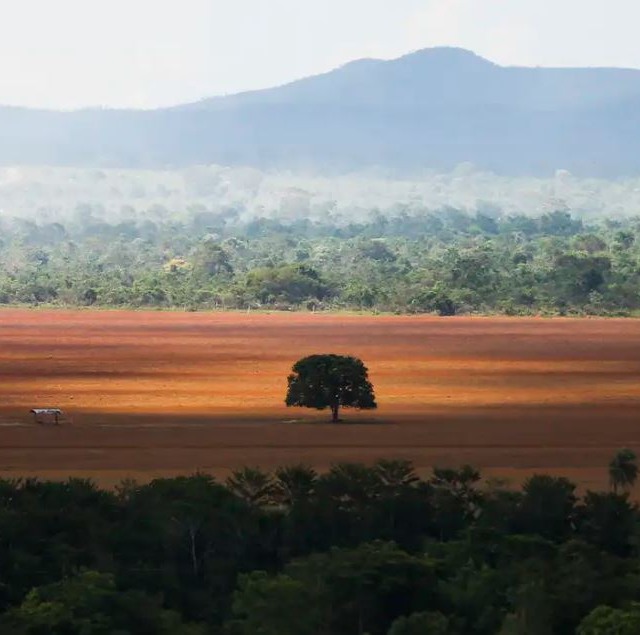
[1, 309, 640, 490]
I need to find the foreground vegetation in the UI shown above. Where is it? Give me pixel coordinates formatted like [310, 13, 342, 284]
[0, 455, 639, 634]
[2, 207, 640, 315]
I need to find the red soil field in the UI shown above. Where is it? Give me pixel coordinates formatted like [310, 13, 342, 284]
[1, 308, 640, 490]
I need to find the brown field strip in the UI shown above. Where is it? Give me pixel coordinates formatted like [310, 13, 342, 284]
[1, 309, 640, 490]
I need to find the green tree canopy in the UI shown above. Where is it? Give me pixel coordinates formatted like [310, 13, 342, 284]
[387, 611, 450, 635]
[244, 264, 331, 305]
[577, 604, 640, 635]
[229, 571, 322, 635]
[285, 354, 377, 422]
[4, 570, 202, 635]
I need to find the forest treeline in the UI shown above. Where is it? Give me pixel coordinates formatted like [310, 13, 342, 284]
[0, 460, 639, 634]
[2, 207, 640, 315]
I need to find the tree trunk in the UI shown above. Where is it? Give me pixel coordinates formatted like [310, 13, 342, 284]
[189, 525, 199, 577]
[331, 403, 340, 423]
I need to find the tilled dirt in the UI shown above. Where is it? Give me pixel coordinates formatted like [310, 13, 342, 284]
[1, 309, 639, 490]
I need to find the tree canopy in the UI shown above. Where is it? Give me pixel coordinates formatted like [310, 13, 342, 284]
[285, 354, 377, 422]
[3, 206, 640, 316]
[0, 454, 637, 634]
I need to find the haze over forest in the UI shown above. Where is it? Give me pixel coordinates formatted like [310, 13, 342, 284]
[3, 165, 640, 227]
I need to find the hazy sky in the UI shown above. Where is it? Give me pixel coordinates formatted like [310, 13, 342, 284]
[2, 0, 639, 110]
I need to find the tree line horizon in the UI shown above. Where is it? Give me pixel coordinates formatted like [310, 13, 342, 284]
[2, 208, 640, 316]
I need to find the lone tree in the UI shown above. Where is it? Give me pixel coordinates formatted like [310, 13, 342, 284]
[285, 354, 376, 422]
[609, 448, 639, 494]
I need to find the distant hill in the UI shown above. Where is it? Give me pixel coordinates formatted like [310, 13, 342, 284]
[2, 47, 640, 176]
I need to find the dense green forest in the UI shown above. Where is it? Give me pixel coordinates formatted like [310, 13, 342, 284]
[0, 459, 638, 634]
[2, 205, 640, 315]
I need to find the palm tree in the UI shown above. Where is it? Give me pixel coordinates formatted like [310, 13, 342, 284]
[274, 464, 317, 506]
[226, 467, 275, 506]
[374, 459, 419, 490]
[609, 449, 638, 494]
[320, 463, 382, 507]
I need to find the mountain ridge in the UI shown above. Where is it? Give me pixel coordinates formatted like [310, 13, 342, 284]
[1, 47, 640, 176]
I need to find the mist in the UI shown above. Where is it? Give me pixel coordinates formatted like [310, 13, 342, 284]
[1, 165, 639, 231]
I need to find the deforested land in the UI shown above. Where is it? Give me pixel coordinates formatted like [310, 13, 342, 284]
[2, 309, 640, 490]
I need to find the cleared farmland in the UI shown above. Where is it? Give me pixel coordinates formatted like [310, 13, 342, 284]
[1, 309, 640, 490]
